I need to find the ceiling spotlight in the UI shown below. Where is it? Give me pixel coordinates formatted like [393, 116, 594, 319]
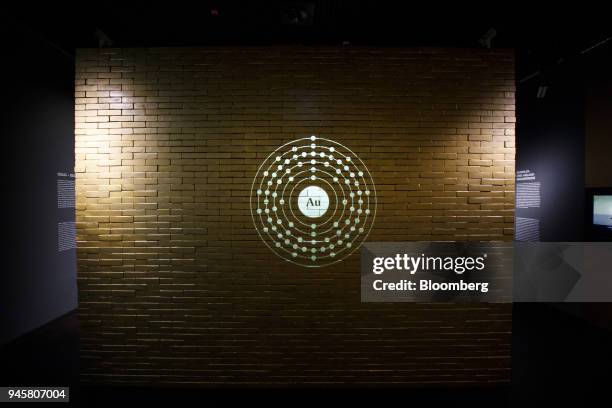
[94, 29, 113, 48]
[536, 85, 548, 99]
[281, 2, 315, 26]
[479, 28, 497, 49]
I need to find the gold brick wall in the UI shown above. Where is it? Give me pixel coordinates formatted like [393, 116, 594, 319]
[75, 47, 515, 386]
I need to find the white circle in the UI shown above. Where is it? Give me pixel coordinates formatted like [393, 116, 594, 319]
[297, 186, 329, 218]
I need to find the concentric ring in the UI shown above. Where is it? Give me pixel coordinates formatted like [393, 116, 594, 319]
[250, 135, 377, 267]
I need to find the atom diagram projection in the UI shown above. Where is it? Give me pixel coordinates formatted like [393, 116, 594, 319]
[250, 136, 377, 267]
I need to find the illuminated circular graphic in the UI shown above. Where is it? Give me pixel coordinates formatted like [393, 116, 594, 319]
[250, 135, 377, 268]
[298, 186, 329, 218]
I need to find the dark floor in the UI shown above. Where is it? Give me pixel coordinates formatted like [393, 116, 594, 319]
[1, 305, 610, 406]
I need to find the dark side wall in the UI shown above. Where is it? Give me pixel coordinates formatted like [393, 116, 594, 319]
[585, 51, 612, 188]
[516, 41, 611, 242]
[1, 24, 77, 345]
[516, 59, 586, 242]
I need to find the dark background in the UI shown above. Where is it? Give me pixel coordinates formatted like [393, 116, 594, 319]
[1, 2, 611, 405]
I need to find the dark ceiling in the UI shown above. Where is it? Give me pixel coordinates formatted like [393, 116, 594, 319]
[4, 1, 611, 80]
